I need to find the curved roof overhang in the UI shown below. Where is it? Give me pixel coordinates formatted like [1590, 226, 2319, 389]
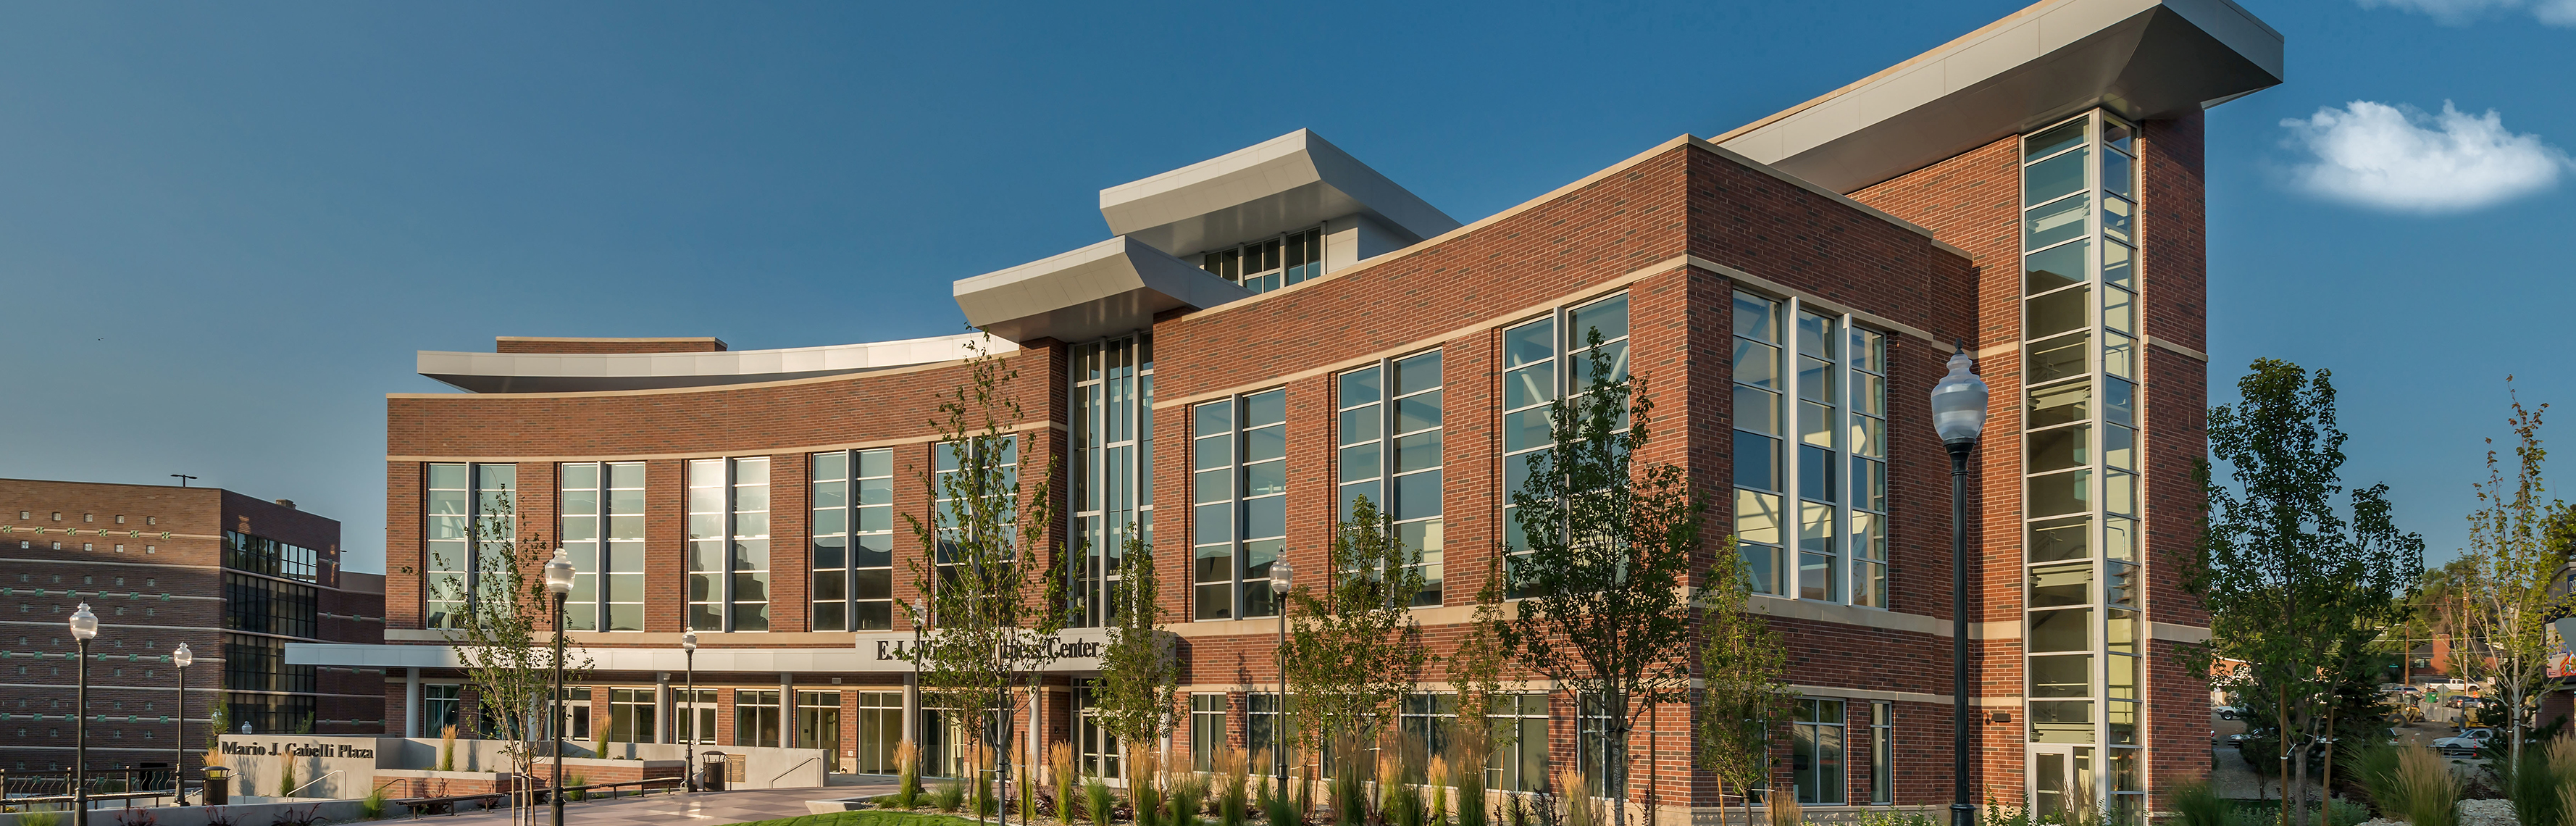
[417, 333, 1007, 393]
[1715, 0, 2283, 194]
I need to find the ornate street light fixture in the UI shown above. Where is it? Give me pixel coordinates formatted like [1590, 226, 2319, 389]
[1930, 349, 1989, 826]
[172, 642, 193, 806]
[543, 549, 577, 826]
[681, 630, 698, 792]
[1268, 559, 1294, 788]
[70, 603, 100, 826]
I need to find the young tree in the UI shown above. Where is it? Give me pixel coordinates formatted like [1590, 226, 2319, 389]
[2183, 359, 2421, 826]
[1696, 536, 1794, 826]
[2454, 383, 2574, 767]
[1497, 330, 1706, 826]
[1090, 526, 1179, 782]
[437, 491, 595, 823]
[1281, 496, 1431, 806]
[904, 337, 1066, 825]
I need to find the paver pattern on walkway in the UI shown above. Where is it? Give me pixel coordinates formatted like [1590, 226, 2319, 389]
[406, 782, 894, 826]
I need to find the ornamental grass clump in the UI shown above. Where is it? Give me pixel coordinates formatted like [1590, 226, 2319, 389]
[438, 725, 457, 772]
[1451, 730, 1489, 826]
[2167, 778, 2228, 826]
[933, 780, 968, 814]
[892, 740, 924, 809]
[2391, 743, 2459, 826]
[1764, 790, 1802, 826]
[1087, 777, 1117, 826]
[1216, 747, 1252, 826]
[1558, 768, 1602, 826]
[1167, 768, 1208, 826]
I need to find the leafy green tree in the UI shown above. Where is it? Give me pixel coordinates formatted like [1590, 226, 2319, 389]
[2183, 359, 2421, 826]
[1091, 526, 1179, 780]
[1281, 496, 1431, 806]
[1497, 331, 1706, 826]
[2453, 383, 2575, 767]
[904, 337, 1066, 825]
[434, 490, 595, 804]
[1696, 536, 1793, 826]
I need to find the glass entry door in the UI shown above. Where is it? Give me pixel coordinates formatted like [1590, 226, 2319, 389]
[2029, 745, 2096, 819]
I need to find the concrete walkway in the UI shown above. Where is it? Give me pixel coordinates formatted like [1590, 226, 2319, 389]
[405, 781, 895, 826]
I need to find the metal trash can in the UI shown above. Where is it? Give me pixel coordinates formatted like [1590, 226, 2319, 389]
[698, 751, 727, 793]
[203, 767, 230, 805]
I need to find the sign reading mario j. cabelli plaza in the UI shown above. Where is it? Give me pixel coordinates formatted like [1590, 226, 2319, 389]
[220, 740, 377, 759]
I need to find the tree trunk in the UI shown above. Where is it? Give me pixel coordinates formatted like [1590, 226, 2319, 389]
[2320, 706, 2336, 817]
[2278, 686, 2293, 826]
[1610, 712, 1630, 826]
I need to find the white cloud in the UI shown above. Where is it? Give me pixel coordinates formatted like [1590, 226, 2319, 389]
[2357, 0, 2576, 25]
[2280, 101, 2569, 213]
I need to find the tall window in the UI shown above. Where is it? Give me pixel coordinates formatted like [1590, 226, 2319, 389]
[607, 688, 656, 744]
[1792, 698, 1845, 804]
[1337, 351, 1444, 606]
[853, 691, 903, 774]
[1868, 701, 1893, 804]
[1484, 694, 1550, 793]
[2020, 110, 2145, 816]
[425, 463, 514, 630]
[223, 533, 318, 582]
[933, 436, 1021, 600]
[1071, 337, 1153, 627]
[1849, 330, 1889, 607]
[1730, 293, 1891, 605]
[1731, 293, 1786, 595]
[552, 685, 592, 741]
[735, 689, 782, 748]
[1200, 227, 1323, 293]
[1191, 694, 1228, 772]
[812, 449, 895, 631]
[1501, 293, 1629, 593]
[560, 462, 645, 632]
[1247, 693, 1295, 773]
[688, 457, 771, 632]
[1192, 389, 1285, 620]
[1397, 694, 1458, 780]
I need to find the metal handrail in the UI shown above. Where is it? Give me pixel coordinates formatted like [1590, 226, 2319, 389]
[769, 756, 819, 785]
[284, 769, 346, 799]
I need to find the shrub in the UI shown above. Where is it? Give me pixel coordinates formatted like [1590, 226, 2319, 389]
[268, 804, 325, 826]
[19, 810, 65, 826]
[931, 780, 966, 814]
[1852, 809, 1941, 826]
[567, 772, 590, 802]
[114, 809, 159, 826]
[361, 783, 390, 819]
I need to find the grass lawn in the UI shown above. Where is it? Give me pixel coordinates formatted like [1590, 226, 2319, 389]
[724, 810, 992, 826]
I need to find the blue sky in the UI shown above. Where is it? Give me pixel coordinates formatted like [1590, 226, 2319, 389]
[0, 0, 2566, 573]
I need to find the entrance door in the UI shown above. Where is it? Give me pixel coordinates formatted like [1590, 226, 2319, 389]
[2029, 745, 2096, 819]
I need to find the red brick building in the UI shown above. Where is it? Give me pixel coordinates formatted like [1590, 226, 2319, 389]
[0, 479, 384, 774]
[305, 0, 2284, 820]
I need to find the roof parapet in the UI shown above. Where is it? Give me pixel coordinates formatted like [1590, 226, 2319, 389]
[418, 333, 1005, 393]
[953, 236, 1253, 344]
[1099, 129, 1460, 260]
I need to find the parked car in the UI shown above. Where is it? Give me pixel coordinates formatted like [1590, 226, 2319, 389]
[2217, 706, 2246, 720]
[2433, 727, 2496, 756]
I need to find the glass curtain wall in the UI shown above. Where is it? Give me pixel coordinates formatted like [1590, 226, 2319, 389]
[424, 463, 515, 629]
[1070, 335, 1153, 627]
[1192, 388, 1285, 620]
[811, 449, 895, 631]
[1336, 351, 1445, 605]
[688, 458, 772, 632]
[2019, 109, 2146, 820]
[559, 462, 645, 632]
[1729, 293, 1890, 605]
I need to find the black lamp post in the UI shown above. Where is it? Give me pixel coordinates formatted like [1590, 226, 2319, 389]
[172, 642, 193, 806]
[681, 630, 698, 792]
[70, 603, 100, 826]
[1268, 559, 1293, 789]
[1931, 349, 1990, 826]
[543, 548, 577, 826]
